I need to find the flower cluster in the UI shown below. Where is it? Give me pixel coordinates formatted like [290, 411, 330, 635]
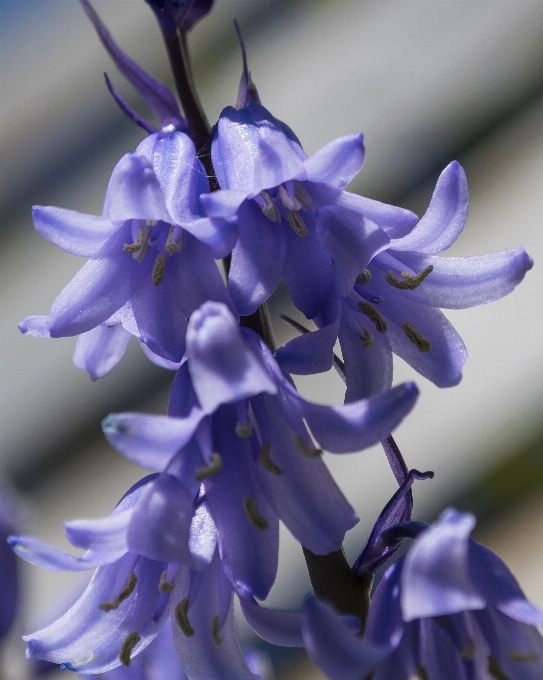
[11, 1, 536, 679]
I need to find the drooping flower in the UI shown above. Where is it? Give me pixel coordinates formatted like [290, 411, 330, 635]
[19, 129, 236, 377]
[103, 300, 419, 601]
[11, 478, 261, 679]
[202, 102, 418, 320]
[303, 509, 543, 680]
[281, 161, 533, 400]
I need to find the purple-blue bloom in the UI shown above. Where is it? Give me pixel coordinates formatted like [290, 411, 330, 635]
[103, 301, 418, 601]
[303, 509, 543, 680]
[203, 102, 418, 319]
[143, 0, 215, 34]
[19, 130, 236, 377]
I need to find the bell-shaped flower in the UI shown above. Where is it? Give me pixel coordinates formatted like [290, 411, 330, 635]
[203, 102, 417, 319]
[19, 129, 237, 375]
[302, 509, 543, 680]
[103, 301, 418, 603]
[282, 161, 533, 400]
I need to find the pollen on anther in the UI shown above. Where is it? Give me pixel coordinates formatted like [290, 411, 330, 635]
[99, 571, 137, 612]
[294, 434, 323, 458]
[165, 225, 183, 255]
[260, 191, 281, 222]
[195, 452, 222, 482]
[211, 615, 223, 647]
[158, 571, 175, 593]
[402, 321, 432, 352]
[286, 211, 308, 237]
[357, 325, 374, 348]
[259, 443, 283, 475]
[175, 598, 195, 637]
[386, 265, 433, 290]
[235, 422, 253, 438]
[119, 631, 141, 667]
[152, 254, 168, 286]
[356, 270, 371, 285]
[243, 497, 269, 530]
[358, 301, 387, 333]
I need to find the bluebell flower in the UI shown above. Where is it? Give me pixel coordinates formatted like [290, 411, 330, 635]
[10, 477, 259, 679]
[283, 161, 533, 400]
[303, 509, 543, 680]
[19, 130, 236, 377]
[103, 301, 419, 601]
[202, 102, 418, 319]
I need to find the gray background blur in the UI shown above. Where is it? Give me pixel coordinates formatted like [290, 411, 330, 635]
[1, 1, 543, 677]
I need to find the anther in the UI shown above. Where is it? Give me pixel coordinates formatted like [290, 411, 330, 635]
[357, 325, 374, 348]
[175, 598, 195, 636]
[260, 191, 281, 222]
[211, 615, 223, 647]
[195, 453, 222, 482]
[159, 571, 175, 593]
[235, 422, 253, 438]
[123, 226, 151, 262]
[243, 497, 269, 530]
[165, 225, 183, 255]
[356, 270, 371, 285]
[488, 656, 511, 680]
[278, 184, 302, 212]
[259, 443, 283, 475]
[99, 572, 137, 612]
[294, 181, 312, 210]
[119, 631, 141, 666]
[508, 650, 540, 663]
[152, 254, 168, 286]
[402, 321, 432, 352]
[286, 211, 308, 237]
[416, 667, 429, 680]
[294, 434, 323, 458]
[460, 638, 476, 661]
[386, 265, 433, 290]
[358, 301, 387, 333]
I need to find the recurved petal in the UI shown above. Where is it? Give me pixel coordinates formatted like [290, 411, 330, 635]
[64, 510, 133, 553]
[297, 382, 418, 454]
[303, 133, 365, 190]
[186, 302, 277, 414]
[105, 152, 170, 224]
[32, 206, 118, 256]
[391, 247, 533, 309]
[336, 191, 418, 239]
[240, 596, 304, 647]
[274, 317, 339, 375]
[401, 508, 485, 621]
[8, 536, 122, 572]
[391, 161, 468, 254]
[47, 222, 152, 338]
[102, 411, 204, 472]
[73, 324, 132, 380]
[19, 316, 51, 338]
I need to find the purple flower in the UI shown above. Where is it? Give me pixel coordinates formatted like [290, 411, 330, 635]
[19, 130, 236, 376]
[202, 102, 417, 319]
[144, 0, 215, 34]
[103, 301, 418, 601]
[284, 161, 533, 400]
[303, 509, 543, 680]
[10, 477, 258, 679]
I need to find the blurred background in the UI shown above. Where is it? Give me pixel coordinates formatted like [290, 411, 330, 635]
[1, 0, 543, 677]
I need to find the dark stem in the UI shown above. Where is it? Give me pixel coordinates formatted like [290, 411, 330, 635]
[302, 547, 372, 631]
[381, 435, 409, 485]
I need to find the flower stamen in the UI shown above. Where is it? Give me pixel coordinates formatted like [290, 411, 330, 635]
[123, 224, 151, 262]
[278, 184, 302, 212]
[175, 598, 195, 636]
[386, 265, 433, 290]
[356, 269, 371, 285]
[294, 434, 323, 458]
[165, 225, 183, 254]
[259, 443, 283, 475]
[294, 181, 312, 210]
[358, 301, 387, 333]
[235, 422, 253, 438]
[152, 254, 168, 286]
[158, 571, 176, 593]
[243, 497, 269, 530]
[211, 615, 223, 647]
[357, 325, 374, 348]
[259, 191, 281, 222]
[402, 321, 432, 352]
[195, 453, 223, 481]
[119, 631, 141, 667]
[99, 571, 137, 612]
[286, 211, 308, 237]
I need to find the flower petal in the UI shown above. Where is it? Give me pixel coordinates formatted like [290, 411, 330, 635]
[240, 596, 304, 647]
[391, 161, 468, 254]
[64, 510, 132, 554]
[303, 133, 365, 190]
[274, 317, 339, 375]
[18, 316, 51, 338]
[186, 302, 277, 414]
[73, 324, 132, 380]
[32, 206, 117, 256]
[297, 382, 418, 453]
[401, 508, 485, 620]
[337, 191, 418, 239]
[8, 536, 120, 572]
